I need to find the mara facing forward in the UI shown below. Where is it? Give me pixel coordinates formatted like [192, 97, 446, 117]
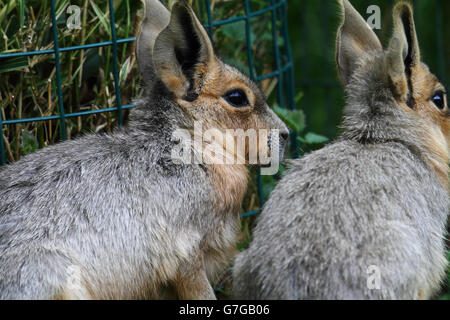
[0, 0, 288, 300]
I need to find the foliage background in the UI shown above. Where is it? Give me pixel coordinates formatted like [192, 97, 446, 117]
[0, 0, 449, 299]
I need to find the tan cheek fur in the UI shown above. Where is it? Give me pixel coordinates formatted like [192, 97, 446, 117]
[163, 75, 188, 98]
[177, 60, 274, 213]
[409, 64, 450, 189]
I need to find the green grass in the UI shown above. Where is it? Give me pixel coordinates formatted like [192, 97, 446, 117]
[0, 0, 142, 160]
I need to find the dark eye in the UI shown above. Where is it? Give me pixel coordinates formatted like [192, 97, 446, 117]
[223, 89, 249, 108]
[431, 90, 446, 110]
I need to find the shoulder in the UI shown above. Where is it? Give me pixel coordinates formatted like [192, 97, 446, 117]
[262, 140, 431, 216]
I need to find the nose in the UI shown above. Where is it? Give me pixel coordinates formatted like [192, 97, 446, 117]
[280, 131, 289, 144]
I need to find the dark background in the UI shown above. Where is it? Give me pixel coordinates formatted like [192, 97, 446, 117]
[288, 0, 450, 139]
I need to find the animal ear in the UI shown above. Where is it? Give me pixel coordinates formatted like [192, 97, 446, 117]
[336, 0, 382, 85]
[385, 2, 420, 103]
[153, 1, 215, 100]
[136, 0, 171, 87]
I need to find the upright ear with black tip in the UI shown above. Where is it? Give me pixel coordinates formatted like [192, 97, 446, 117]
[385, 2, 420, 104]
[153, 2, 215, 100]
[336, 0, 382, 85]
[136, 0, 171, 87]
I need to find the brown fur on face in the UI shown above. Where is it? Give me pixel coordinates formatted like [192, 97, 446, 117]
[177, 61, 274, 136]
[397, 63, 449, 188]
[143, 1, 288, 300]
[379, 2, 450, 189]
[177, 59, 286, 212]
[208, 164, 249, 213]
[151, 2, 288, 216]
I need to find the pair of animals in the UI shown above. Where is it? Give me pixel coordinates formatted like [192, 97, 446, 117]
[0, 0, 448, 300]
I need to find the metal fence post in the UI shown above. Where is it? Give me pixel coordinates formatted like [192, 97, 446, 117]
[50, 0, 67, 140]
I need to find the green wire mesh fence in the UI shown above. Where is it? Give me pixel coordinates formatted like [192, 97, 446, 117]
[0, 0, 296, 218]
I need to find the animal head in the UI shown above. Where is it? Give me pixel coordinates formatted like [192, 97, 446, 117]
[136, 0, 289, 168]
[336, 0, 449, 184]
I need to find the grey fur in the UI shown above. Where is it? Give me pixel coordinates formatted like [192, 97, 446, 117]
[0, 1, 288, 300]
[233, 1, 449, 300]
[136, 0, 170, 87]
